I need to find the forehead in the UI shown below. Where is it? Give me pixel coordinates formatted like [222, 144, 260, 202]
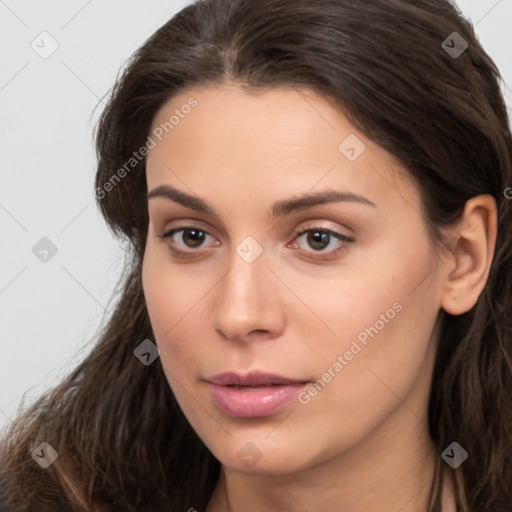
[149, 82, 355, 158]
[145, 83, 419, 215]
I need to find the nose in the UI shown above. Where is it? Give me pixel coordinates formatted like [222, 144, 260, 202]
[211, 247, 286, 343]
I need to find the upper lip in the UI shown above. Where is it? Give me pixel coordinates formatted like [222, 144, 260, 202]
[205, 371, 309, 387]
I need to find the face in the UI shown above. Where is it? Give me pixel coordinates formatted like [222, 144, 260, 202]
[142, 82, 445, 475]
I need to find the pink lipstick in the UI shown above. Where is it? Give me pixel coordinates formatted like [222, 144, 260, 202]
[205, 371, 309, 418]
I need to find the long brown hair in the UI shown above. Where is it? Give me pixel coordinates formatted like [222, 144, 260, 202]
[2, 0, 512, 510]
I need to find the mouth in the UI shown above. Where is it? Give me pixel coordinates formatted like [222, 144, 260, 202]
[205, 371, 309, 387]
[225, 384, 282, 389]
[204, 371, 310, 418]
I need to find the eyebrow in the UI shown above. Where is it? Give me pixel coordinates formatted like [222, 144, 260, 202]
[147, 184, 376, 217]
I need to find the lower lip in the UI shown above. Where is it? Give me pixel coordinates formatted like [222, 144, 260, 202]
[207, 382, 308, 418]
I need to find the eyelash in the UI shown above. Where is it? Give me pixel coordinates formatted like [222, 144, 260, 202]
[157, 225, 354, 260]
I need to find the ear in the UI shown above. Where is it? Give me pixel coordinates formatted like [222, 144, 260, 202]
[440, 194, 497, 316]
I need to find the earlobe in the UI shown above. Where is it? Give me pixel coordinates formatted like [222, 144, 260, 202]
[440, 194, 497, 316]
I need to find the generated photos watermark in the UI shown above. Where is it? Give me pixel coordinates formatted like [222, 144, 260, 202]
[95, 97, 198, 201]
[298, 301, 403, 405]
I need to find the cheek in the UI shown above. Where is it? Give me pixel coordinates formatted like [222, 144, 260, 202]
[141, 247, 215, 374]
[295, 235, 441, 437]
[141, 250, 228, 438]
[278, 232, 438, 369]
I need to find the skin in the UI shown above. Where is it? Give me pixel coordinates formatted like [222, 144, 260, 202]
[142, 82, 497, 512]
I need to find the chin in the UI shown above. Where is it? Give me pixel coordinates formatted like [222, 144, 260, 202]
[207, 434, 319, 476]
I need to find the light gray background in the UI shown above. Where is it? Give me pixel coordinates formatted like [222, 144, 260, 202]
[1, 0, 511, 432]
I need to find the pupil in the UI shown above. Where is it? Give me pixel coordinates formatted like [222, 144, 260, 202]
[183, 229, 205, 247]
[308, 231, 329, 250]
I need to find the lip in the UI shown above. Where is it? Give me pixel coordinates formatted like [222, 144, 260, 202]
[204, 371, 310, 418]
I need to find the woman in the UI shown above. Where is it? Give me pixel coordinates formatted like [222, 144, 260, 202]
[1, 0, 511, 510]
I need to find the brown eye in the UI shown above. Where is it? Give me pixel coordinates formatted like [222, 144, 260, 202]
[158, 226, 218, 255]
[291, 227, 354, 259]
[180, 228, 207, 248]
[306, 230, 331, 250]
